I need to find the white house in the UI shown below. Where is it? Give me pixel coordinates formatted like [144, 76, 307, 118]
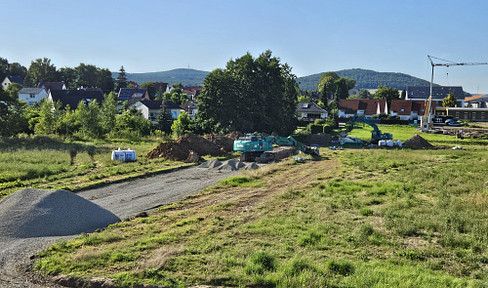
[2, 76, 23, 90]
[296, 102, 328, 122]
[133, 100, 163, 124]
[18, 87, 48, 105]
[133, 100, 183, 124]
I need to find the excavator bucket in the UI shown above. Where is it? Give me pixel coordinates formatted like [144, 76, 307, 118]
[306, 146, 320, 158]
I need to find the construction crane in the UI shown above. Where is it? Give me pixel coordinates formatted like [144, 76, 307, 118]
[421, 55, 488, 131]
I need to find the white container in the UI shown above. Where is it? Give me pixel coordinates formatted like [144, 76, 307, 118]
[395, 140, 403, 147]
[111, 148, 136, 162]
[378, 140, 387, 146]
[386, 140, 394, 147]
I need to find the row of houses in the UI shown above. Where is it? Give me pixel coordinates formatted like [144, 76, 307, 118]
[5, 74, 488, 123]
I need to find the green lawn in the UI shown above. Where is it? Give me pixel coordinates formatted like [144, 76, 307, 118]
[348, 124, 488, 147]
[34, 145, 488, 287]
[0, 136, 191, 199]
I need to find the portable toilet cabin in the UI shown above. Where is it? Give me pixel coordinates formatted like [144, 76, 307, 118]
[111, 148, 137, 162]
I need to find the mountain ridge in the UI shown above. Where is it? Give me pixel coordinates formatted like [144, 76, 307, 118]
[114, 68, 433, 91]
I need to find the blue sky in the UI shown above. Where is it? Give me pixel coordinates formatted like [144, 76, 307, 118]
[1, 0, 488, 93]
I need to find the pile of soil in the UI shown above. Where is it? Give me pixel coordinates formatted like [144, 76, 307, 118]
[205, 132, 242, 152]
[147, 134, 230, 161]
[403, 134, 434, 148]
[0, 189, 120, 238]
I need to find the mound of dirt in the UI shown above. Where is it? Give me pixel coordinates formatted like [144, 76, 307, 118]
[403, 134, 434, 148]
[205, 132, 242, 153]
[0, 189, 120, 238]
[147, 134, 227, 161]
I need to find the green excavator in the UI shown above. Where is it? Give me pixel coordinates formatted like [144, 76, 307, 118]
[233, 133, 320, 162]
[346, 115, 393, 143]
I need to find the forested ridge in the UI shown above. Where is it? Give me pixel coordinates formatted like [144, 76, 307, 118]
[119, 68, 431, 91]
[297, 68, 432, 90]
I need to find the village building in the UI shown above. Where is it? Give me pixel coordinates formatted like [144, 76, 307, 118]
[47, 88, 104, 109]
[1, 76, 23, 90]
[296, 102, 328, 122]
[118, 88, 150, 104]
[406, 86, 465, 107]
[18, 87, 48, 105]
[338, 99, 388, 118]
[37, 81, 66, 91]
[180, 100, 198, 120]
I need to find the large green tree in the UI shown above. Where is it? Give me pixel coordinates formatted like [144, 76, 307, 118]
[374, 84, 399, 105]
[24, 58, 59, 86]
[442, 92, 458, 107]
[0, 83, 27, 136]
[100, 92, 118, 134]
[0, 58, 27, 81]
[96, 68, 114, 94]
[197, 50, 298, 135]
[115, 66, 128, 90]
[59, 67, 77, 89]
[156, 100, 173, 133]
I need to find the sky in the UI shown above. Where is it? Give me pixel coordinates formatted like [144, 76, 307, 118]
[1, 0, 488, 93]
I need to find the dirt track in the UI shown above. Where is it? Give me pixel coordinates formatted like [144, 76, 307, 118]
[0, 165, 240, 287]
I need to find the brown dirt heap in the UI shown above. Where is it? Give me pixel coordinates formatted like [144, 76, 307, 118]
[403, 134, 434, 148]
[147, 133, 241, 161]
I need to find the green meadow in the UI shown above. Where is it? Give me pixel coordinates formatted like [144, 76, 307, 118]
[33, 129, 488, 287]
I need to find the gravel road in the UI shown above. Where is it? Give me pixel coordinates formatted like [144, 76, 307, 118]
[0, 165, 240, 287]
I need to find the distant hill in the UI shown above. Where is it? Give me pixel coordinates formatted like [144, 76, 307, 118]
[111, 68, 209, 86]
[113, 68, 432, 91]
[297, 68, 432, 91]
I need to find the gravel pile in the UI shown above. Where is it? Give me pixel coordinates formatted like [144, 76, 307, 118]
[198, 159, 259, 171]
[198, 159, 223, 168]
[0, 189, 120, 238]
[218, 159, 246, 171]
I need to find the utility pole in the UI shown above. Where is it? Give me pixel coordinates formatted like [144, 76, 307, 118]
[421, 55, 488, 131]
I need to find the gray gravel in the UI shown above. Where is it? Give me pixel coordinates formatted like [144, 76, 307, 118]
[0, 165, 241, 287]
[0, 189, 120, 238]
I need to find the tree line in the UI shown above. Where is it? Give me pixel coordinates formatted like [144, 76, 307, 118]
[1, 57, 115, 93]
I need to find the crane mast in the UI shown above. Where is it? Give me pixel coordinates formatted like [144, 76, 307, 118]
[421, 55, 488, 131]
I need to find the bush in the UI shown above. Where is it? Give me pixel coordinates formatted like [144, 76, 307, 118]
[314, 119, 325, 125]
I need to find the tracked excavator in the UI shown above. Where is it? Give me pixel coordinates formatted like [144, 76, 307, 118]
[233, 133, 320, 162]
[346, 115, 393, 143]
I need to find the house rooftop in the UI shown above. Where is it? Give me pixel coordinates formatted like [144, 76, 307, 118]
[19, 87, 45, 94]
[406, 86, 464, 100]
[5, 75, 23, 85]
[38, 81, 65, 91]
[296, 102, 327, 113]
[139, 100, 163, 110]
[49, 89, 104, 109]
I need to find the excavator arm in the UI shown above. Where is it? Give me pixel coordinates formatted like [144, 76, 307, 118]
[348, 115, 393, 142]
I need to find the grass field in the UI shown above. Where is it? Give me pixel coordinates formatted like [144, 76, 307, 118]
[0, 135, 193, 200]
[34, 132, 488, 287]
[348, 124, 488, 147]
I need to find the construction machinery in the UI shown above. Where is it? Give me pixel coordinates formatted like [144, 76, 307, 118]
[421, 55, 488, 131]
[346, 115, 393, 142]
[233, 133, 320, 162]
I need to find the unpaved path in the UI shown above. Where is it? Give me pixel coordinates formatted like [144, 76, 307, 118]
[0, 165, 239, 287]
